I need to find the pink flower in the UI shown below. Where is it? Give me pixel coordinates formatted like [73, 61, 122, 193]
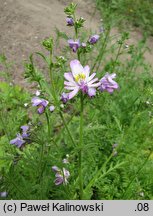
[64, 60, 100, 100]
[60, 92, 69, 104]
[89, 35, 100, 44]
[52, 166, 70, 186]
[49, 105, 55, 112]
[68, 39, 80, 53]
[31, 97, 49, 114]
[66, 17, 74, 26]
[99, 73, 119, 93]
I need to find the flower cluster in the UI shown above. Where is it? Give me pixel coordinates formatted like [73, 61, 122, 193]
[99, 73, 119, 93]
[31, 97, 55, 114]
[65, 10, 119, 100]
[66, 11, 100, 53]
[64, 59, 100, 99]
[52, 166, 70, 186]
[32, 97, 49, 114]
[52, 155, 70, 186]
[68, 35, 100, 53]
[10, 125, 30, 148]
[68, 39, 80, 53]
[62, 60, 119, 101]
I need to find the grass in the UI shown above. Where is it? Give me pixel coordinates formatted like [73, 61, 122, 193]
[95, 0, 153, 36]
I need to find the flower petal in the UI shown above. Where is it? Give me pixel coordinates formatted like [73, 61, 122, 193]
[31, 97, 42, 106]
[88, 77, 98, 85]
[64, 72, 75, 83]
[87, 73, 96, 82]
[21, 125, 29, 133]
[65, 86, 76, 90]
[64, 81, 76, 87]
[70, 59, 84, 77]
[54, 177, 64, 185]
[10, 137, 18, 145]
[84, 65, 90, 79]
[68, 87, 79, 99]
[37, 105, 45, 114]
[89, 82, 101, 88]
[88, 88, 96, 97]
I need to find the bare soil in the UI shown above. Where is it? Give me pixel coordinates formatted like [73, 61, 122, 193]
[0, 0, 153, 87]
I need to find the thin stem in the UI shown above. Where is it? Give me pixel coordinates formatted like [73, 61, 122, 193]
[48, 52, 76, 147]
[92, 27, 110, 72]
[49, 51, 57, 101]
[79, 92, 84, 199]
[45, 111, 51, 138]
[59, 111, 76, 147]
[111, 41, 123, 72]
[73, 14, 78, 39]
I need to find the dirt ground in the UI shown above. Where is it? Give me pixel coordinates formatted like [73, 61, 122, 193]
[0, 0, 153, 87]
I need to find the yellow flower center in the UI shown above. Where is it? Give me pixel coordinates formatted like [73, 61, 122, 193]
[74, 73, 86, 82]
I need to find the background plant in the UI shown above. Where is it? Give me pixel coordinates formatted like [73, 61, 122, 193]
[0, 2, 153, 200]
[95, 0, 153, 36]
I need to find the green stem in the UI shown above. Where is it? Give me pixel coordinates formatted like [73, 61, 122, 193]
[79, 92, 84, 199]
[49, 51, 57, 101]
[59, 111, 76, 147]
[92, 27, 110, 72]
[73, 14, 78, 39]
[48, 51, 76, 147]
[45, 111, 51, 138]
[111, 41, 123, 72]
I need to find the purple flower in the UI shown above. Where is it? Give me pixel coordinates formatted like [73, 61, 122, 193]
[49, 105, 55, 112]
[10, 133, 25, 148]
[52, 166, 70, 186]
[64, 59, 100, 100]
[31, 97, 49, 114]
[88, 88, 96, 98]
[52, 166, 60, 172]
[60, 92, 69, 104]
[10, 125, 30, 148]
[89, 34, 100, 44]
[68, 39, 80, 53]
[0, 191, 8, 198]
[21, 125, 29, 138]
[54, 174, 64, 186]
[99, 73, 119, 93]
[66, 17, 74, 26]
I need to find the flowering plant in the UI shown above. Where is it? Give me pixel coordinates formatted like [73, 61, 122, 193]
[2, 2, 151, 201]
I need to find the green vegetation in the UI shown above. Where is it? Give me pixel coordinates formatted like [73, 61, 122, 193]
[96, 0, 153, 36]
